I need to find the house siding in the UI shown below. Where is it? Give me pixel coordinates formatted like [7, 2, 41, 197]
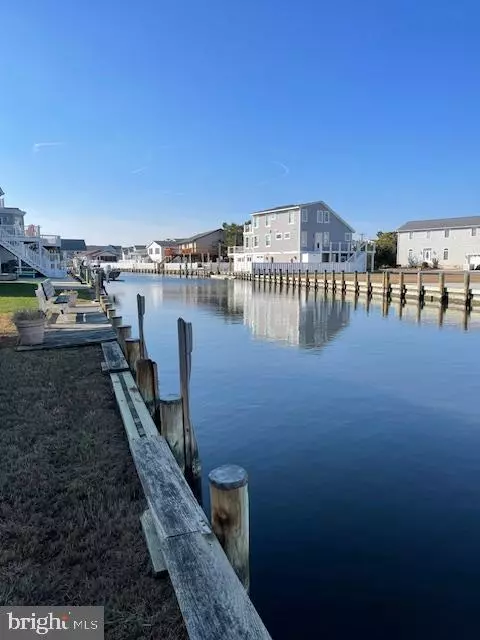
[397, 226, 480, 268]
[299, 203, 353, 252]
[248, 208, 300, 256]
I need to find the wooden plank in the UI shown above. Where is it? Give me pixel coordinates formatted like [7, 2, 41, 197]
[140, 509, 167, 575]
[130, 436, 211, 539]
[101, 341, 129, 372]
[119, 371, 159, 438]
[110, 373, 144, 442]
[162, 531, 271, 640]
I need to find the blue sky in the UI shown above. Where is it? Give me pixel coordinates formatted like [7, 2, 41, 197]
[1, 0, 479, 244]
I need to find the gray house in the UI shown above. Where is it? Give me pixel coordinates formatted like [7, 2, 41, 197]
[397, 216, 480, 269]
[231, 200, 361, 271]
[61, 239, 87, 260]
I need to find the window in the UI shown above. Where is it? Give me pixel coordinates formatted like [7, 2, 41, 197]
[323, 211, 330, 223]
[283, 232, 291, 240]
[443, 248, 449, 260]
[275, 232, 282, 240]
[472, 228, 477, 236]
[245, 237, 250, 248]
[301, 231, 307, 247]
[426, 231, 431, 239]
[155, 247, 160, 254]
[148, 247, 153, 254]
[408, 249, 413, 259]
[323, 231, 330, 245]
[409, 232, 413, 240]
[301, 208, 308, 222]
[253, 236, 259, 248]
[270, 213, 276, 221]
[265, 234, 271, 247]
[288, 211, 295, 224]
[444, 229, 450, 238]
[265, 216, 270, 227]
[316, 210, 324, 223]
[253, 217, 259, 229]
[345, 232, 352, 241]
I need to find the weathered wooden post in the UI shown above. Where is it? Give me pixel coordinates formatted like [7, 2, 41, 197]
[279, 268, 283, 286]
[366, 270, 372, 296]
[353, 270, 359, 295]
[417, 270, 424, 302]
[209, 465, 250, 592]
[399, 270, 405, 301]
[285, 269, 289, 286]
[274, 268, 278, 286]
[382, 269, 387, 296]
[340, 270, 346, 294]
[125, 338, 142, 374]
[438, 271, 446, 305]
[332, 271, 336, 293]
[305, 269, 310, 288]
[107, 307, 117, 321]
[178, 318, 202, 502]
[137, 294, 146, 358]
[464, 270, 471, 309]
[159, 395, 185, 470]
[117, 325, 132, 353]
[95, 270, 101, 301]
[136, 358, 160, 427]
[111, 315, 122, 330]
[269, 269, 272, 284]
[324, 269, 328, 291]
[314, 270, 318, 290]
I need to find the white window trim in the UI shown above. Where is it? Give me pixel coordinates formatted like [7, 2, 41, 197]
[301, 231, 308, 248]
[283, 232, 291, 240]
[288, 212, 295, 225]
[472, 228, 477, 236]
[409, 232, 414, 240]
[443, 248, 449, 260]
[265, 216, 270, 228]
[270, 213, 276, 221]
[444, 229, 449, 238]
[345, 232, 352, 241]
[275, 232, 282, 240]
[323, 211, 330, 223]
[253, 218, 259, 229]
[323, 232, 330, 245]
[301, 208, 308, 222]
[265, 233, 271, 247]
[253, 235, 259, 248]
[316, 210, 324, 223]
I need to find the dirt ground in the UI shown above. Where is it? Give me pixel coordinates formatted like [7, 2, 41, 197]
[0, 345, 187, 640]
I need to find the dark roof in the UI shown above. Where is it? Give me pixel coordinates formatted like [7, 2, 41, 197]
[180, 229, 224, 243]
[61, 239, 86, 251]
[132, 245, 146, 250]
[398, 216, 480, 232]
[0, 206, 25, 215]
[148, 240, 180, 247]
[0, 187, 4, 197]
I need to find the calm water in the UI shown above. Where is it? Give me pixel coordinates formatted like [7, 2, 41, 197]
[113, 274, 480, 640]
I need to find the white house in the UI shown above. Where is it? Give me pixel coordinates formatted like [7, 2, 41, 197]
[122, 245, 149, 262]
[397, 216, 480, 269]
[146, 240, 180, 263]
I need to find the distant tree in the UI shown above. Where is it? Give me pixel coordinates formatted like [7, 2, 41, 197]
[222, 222, 244, 248]
[374, 231, 397, 268]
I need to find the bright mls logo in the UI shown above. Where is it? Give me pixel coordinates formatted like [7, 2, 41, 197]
[0, 607, 104, 639]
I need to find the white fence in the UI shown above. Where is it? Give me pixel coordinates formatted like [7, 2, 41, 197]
[252, 262, 362, 274]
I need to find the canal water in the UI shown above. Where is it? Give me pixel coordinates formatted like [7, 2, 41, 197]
[112, 274, 480, 640]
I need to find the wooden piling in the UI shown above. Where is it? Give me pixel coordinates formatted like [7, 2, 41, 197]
[111, 315, 122, 330]
[464, 271, 471, 308]
[125, 338, 142, 374]
[314, 270, 318, 290]
[353, 270, 358, 295]
[117, 325, 132, 353]
[209, 465, 250, 592]
[136, 358, 160, 426]
[399, 271, 405, 300]
[159, 395, 185, 471]
[95, 271, 101, 301]
[340, 271, 346, 294]
[438, 271, 446, 305]
[279, 269, 283, 286]
[366, 271, 372, 296]
[107, 307, 117, 321]
[137, 294, 146, 358]
[417, 270, 424, 302]
[324, 270, 328, 291]
[332, 271, 336, 293]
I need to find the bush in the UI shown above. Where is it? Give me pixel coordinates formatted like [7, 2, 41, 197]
[12, 309, 45, 322]
[431, 256, 439, 269]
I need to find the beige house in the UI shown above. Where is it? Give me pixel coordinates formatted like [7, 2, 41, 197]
[177, 229, 225, 260]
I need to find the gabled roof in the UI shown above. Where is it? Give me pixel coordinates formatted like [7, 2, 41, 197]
[180, 229, 224, 243]
[61, 239, 86, 251]
[147, 239, 180, 247]
[0, 206, 25, 215]
[251, 200, 355, 232]
[398, 216, 480, 232]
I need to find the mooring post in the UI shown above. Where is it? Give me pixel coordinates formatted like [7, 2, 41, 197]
[399, 270, 405, 300]
[353, 270, 358, 295]
[417, 270, 424, 302]
[285, 269, 290, 286]
[95, 270, 101, 302]
[159, 395, 185, 472]
[178, 318, 202, 503]
[209, 465, 250, 592]
[125, 338, 142, 374]
[314, 270, 318, 290]
[107, 307, 117, 321]
[136, 358, 160, 427]
[332, 271, 336, 293]
[464, 270, 471, 308]
[305, 269, 310, 288]
[117, 325, 132, 354]
[111, 315, 122, 330]
[340, 270, 345, 294]
[137, 293, 146, 358]
[438, 271, 446, 305]
[366, 270, 372, 296]
[324, 269, 328, 291]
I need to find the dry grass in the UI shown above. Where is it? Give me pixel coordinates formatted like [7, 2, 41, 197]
[0, 345, 187, 640]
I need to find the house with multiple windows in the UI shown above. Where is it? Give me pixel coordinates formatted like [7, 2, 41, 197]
[397, 216, 480, 269]
[146, 240, 182, 263]
[230, 200, 372, 272]
[122, 245, 149, 262]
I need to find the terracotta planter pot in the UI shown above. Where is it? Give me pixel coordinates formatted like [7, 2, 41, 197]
[14, 318, 46, 345]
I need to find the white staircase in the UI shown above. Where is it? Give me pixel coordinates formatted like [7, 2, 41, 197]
[0, 226, 66, 278]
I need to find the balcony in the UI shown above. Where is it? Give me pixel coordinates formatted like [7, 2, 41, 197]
[227, 246, 245, 256]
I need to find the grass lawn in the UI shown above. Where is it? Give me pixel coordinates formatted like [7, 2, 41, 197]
[0, 345, 186, 640]
[0, 282, 92, 346]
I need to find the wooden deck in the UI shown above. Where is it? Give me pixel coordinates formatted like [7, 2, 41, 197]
[17, 302, 116, 351]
